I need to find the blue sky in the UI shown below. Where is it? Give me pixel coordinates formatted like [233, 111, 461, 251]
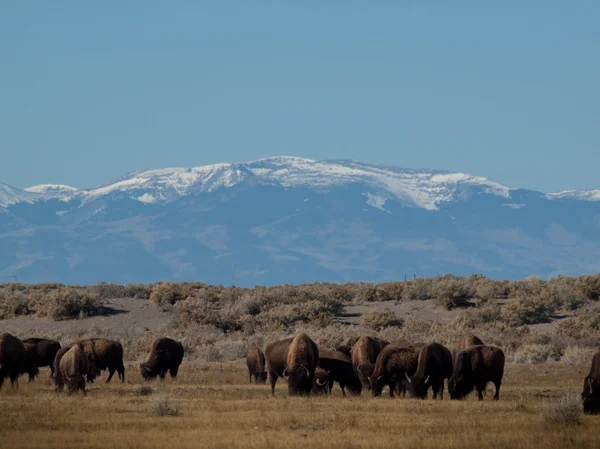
[1, 2, 598, 192]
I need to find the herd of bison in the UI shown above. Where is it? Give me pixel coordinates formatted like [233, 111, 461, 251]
[1, 331, 600, 414]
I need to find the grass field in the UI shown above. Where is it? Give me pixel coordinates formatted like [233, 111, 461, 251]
[1, 361, 598, 449]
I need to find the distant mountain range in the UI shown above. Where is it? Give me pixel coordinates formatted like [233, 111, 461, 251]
[2, 156, 600, 286]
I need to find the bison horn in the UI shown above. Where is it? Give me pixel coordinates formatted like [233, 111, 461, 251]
[424, 375, 430, 384]
[304, 367, 310, 377]
[589, 378, 594, 394]
[316, 378, 327, 386]
[282, 368, 289, 380]
[405, 372, 411, 384]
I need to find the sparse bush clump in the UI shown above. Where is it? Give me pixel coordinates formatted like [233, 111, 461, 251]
[360, 308, 404, 330]
[430, 276, 475, 310]
[512, 344, 554, 364]
[541, 392, 582, 425]
[501, 296, 553, 326]
[151, 393, 180, 417]
[0, 290, 35, 319]
[36, 288, 105, 321]
[401, 278, 431, 301]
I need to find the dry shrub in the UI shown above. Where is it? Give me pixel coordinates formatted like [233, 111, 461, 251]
[150, 282, 187, 310]
[360, 308, 403, 330]
[576, 274, 600, 301]
[560, 346, 597, 365]
[36, 288, 104, 321]
[151, 393, 180, 417]
[401, 278, 431, 301]
[430, 277, 475, 310]
[512, 344, 554, 364]
[501, 296, 553, 326]
[0, 290, 35, 319]
[541, 392, 582, 425]
[93, 281, 152, 299]
[466, 303, 502, 325]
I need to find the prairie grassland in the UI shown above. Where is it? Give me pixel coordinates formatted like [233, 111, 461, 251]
[1, 361, 599, 449]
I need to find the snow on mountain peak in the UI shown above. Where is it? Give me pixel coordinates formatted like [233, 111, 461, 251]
[0, 183, 39, 208]
[546, 190, 600, 202]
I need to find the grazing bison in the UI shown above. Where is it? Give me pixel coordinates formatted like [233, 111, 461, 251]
[265, 333, 319, 396]
[74, 338, 125, 383]
[53, 346, 71, 391]
[246, 347, 267, 384]
[0, 333, 25, 390]
[59, 345, 90, 395]
[140, 337, 184, 381]
[448, 345, 504, 401]
[451, 334, 484, 366]
[22, 338, 61, 378]
[316, 350, 362, 396]
[20, 342, 40, 382]
[405, 342, 453, 399]
[371, 346, 419, 398]
[582, 350, 600, 414]
[351, 336, 387, 391]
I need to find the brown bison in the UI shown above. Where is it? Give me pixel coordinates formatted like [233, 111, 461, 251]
[53, 346, 71, 391]
[0, 333, 25, 390]
[265, 333, 319, 396]
[140, 337, 184, 381]
[313, 367, 332, 395]
[582, 350, 600, 414]
[405, 342, 453, 399]
[371, 346, 419, 398]
[246, 348, 267, 384]
[448, 345, 504, 400]
[22, 338, 61, 378]
[20, 342, 40, 382]
[351, 336, 388, 391]
[59, 345, 91, 395]
[314, 350, 361, 396]
[74, 338, 125, 383]
[451, 334, 484, 366]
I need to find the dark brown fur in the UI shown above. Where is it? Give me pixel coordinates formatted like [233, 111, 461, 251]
[316, 350, 361, 396]
[20, 342, 40, 382]
[448, 345, 504, 400]
[451, 334, 484, 366]
[582, 350, 600, 414]
[140, 337, 184, 381]
[371, 346, 418, 397]
[335, 345, 352, 357]
[21, 338, 61, 378]
[0, 333, 25, 390]
[59, 345, 90, 395]
[246, 348, 267, 384]
[283, 333, 319, 396]
[351, 335, 387, 391]
[405, 342, 453, 399]
[53, 346, 71, 391]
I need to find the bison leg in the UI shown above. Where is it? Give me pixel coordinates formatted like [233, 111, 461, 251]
[493, 381, 501, 400]
[269, 373, 278, 396]
[10, 372, 19, 390]
[106, 368, 115, 383]
[249, 371, 253, 384]
[169, 366, 179, 380]
[388, 383, 395, 398]
[118, 364, 125, 382]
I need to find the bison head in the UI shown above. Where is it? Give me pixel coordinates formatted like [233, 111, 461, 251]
[312, 368, 331, 395]
[370, 373, 388, 397]
[357, 363, 375, 391]
[140, 362, 157, 381]
[582, 376, 600, 414]
[256, 371, 268, 384]
[283, 366, 312, 396]
[448, 374, 473, 400]
[405, 372, 430, 399]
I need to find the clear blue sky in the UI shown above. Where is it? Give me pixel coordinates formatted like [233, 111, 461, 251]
[1, 2, 598, 192]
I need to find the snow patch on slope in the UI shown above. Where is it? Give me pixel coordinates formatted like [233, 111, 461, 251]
[547, 190, 600, 201]
[0, 183, 39, 208]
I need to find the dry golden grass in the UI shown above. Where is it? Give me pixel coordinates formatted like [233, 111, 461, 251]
[1, 361, 599, 449]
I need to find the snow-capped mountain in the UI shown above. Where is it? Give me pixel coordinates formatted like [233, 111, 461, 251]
[1, 156, 600, 285]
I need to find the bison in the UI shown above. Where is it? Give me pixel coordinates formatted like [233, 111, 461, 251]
[448, 345, 504, 400]
[371, 346, 419, 398]
[0, 333, 25, 390]
[265, 333, 319, 396]
[246, 347, 267, 384]
[140, 337, 184, 381]
[351, 335, 388, 391]
[313, 367, 333, 395]
[405, 342, 453, 399]
[59, 345, 91, 395]
[20, 342, 40, 382]
[73, 338, 125, 383]
[451, 334, 484, 366]
[22, 338, 61, 378]
[335, 345, 352, 357]
[582, 350, 600, 414]
[315, 350, 361, 396]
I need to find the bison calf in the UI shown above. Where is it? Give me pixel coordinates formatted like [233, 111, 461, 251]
[140, 337, 184, 381]
[317, 350, 361, 396]
[582, 350, 600, 414]
[448, 345, 504, 401]
[246, 348, 267, 384]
